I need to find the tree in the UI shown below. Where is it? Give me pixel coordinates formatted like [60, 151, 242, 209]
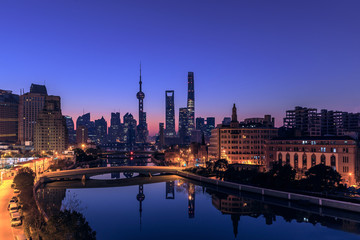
[268, 163, 296, 189]
[42, 210, 96, 240]
[304, 164, 342, 192]
[214, 159, 228, 179]
[13, 167, 35, 189]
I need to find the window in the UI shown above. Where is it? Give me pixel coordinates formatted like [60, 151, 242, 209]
[331, 155, 336, 168]
[294, 154, 299, 169]
[278, 153, 282, 164]
[321, 154, 326, 165]
[302, 154, 307, 169]
[311, 154, 316, 167]
[286, 153, 290, 165]
[343, 166, 349, 173]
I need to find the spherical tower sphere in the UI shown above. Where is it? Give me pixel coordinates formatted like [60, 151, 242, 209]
[137, 193, 145, 202]
[137, 91, 145, 100]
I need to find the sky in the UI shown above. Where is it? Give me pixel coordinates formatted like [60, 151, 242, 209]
[1, 0, 360, 135]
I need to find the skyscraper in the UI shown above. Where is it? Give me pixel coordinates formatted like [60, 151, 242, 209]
[34, 95, 67, 153]
[165, 90, 176, 137]
[18, 84, 48, 145]
[108, 112, 122, 143]
[179, 107, 188, 144]
[0, 90, 19, 143]
[64, 116, 76, 144]
[76, 113, 96, 142]
[136, 64, 148, 143]
[123, 113, 137, 149]
[95, 117, 107, 145]
[187, 72, 195, 136]
[158, 123, 165, 149]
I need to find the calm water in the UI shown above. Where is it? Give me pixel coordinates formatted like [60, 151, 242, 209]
[37, 172, 360, 240]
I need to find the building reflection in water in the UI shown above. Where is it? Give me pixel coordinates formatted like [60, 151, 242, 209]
[166, 181, 175, 199]
[209, 190, 360, 238]
[188, 183, 195, 218]
[36, 178, 360, 238]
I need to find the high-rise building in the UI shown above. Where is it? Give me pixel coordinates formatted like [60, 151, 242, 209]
[136, 64, 148, 143]
[0, 90, 19, 143]
[95, 117, 107, 145]
[284, 106, 360, 137]
[18, 84, 48, 145]
[76, 113, 96, 142]
[158, 123, 165, 149]
[196, 117, 205, 132]
[76, 125, 88, 145]
[178, 107, 188, 144]
[283, 106, 321, 136]
[165, 90, 176, 137]
[34, 96, 67, 153]
[108, 112, 122, 143]
[205, 117, 215, 142]
[187, 72, 195, 136]
[123, 113, 137, 149]
[64, 116, 76, 144]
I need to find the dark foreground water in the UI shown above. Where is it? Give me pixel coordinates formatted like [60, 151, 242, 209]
[37, 173, 360, 240]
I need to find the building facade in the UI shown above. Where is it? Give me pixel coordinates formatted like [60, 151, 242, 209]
[76, 125, 88, 145]
[64, 116, 76, 144]
[0, 90, 19, 143]
[209, 104, 278, 165]
[108, 112, 122, 143]
[34, 96, 67, 153]
[187, 72, 195, 136]
[95, 117, 107, 145]
[265, 136, 359, 186]
[178, 107, 188, 144]
[165, 90, 176, 138]
[18, 84, 48, 145]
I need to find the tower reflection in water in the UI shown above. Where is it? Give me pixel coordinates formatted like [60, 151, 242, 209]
[36, 178, 360, 238]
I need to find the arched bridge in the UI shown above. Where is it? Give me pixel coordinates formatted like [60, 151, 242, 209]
[39, 166, 184, 183]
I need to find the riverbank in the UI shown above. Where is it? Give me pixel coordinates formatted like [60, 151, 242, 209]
[177, 171, 360, 213]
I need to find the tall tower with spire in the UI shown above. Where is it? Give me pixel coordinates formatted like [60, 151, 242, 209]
[136, 63, 148, 143]
[230, 103, 239, 128]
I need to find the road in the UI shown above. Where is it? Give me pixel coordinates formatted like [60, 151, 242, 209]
[0, 179, 24, 240]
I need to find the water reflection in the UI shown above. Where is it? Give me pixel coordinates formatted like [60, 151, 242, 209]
[36, 176, 360, 239]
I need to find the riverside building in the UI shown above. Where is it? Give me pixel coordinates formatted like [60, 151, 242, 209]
[209, 104, 278, 166]
[265, 136, 359, 186]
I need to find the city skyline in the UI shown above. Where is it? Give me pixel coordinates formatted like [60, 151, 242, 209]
[1, 0, 360, 135]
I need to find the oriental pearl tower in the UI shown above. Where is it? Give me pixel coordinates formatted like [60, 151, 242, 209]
[136, 63, 148, 143]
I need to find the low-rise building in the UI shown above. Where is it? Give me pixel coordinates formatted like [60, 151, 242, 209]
[265, 136, 359, 186]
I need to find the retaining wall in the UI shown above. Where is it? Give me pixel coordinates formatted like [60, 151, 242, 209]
[177, 171, 360, 213]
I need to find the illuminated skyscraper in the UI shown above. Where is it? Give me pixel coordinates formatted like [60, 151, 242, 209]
[165, 90, 176, 137]
[187, 72, 195, 136]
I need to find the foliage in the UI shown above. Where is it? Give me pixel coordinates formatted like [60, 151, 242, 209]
[13, 167, 35, 189]
[302, 164, 342, 192]
[41, 210, 96, 240]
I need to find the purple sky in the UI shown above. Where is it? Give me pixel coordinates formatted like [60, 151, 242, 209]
[1, 0, 360, 135]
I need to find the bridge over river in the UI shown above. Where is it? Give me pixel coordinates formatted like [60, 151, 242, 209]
[39, 166, 184, 183]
